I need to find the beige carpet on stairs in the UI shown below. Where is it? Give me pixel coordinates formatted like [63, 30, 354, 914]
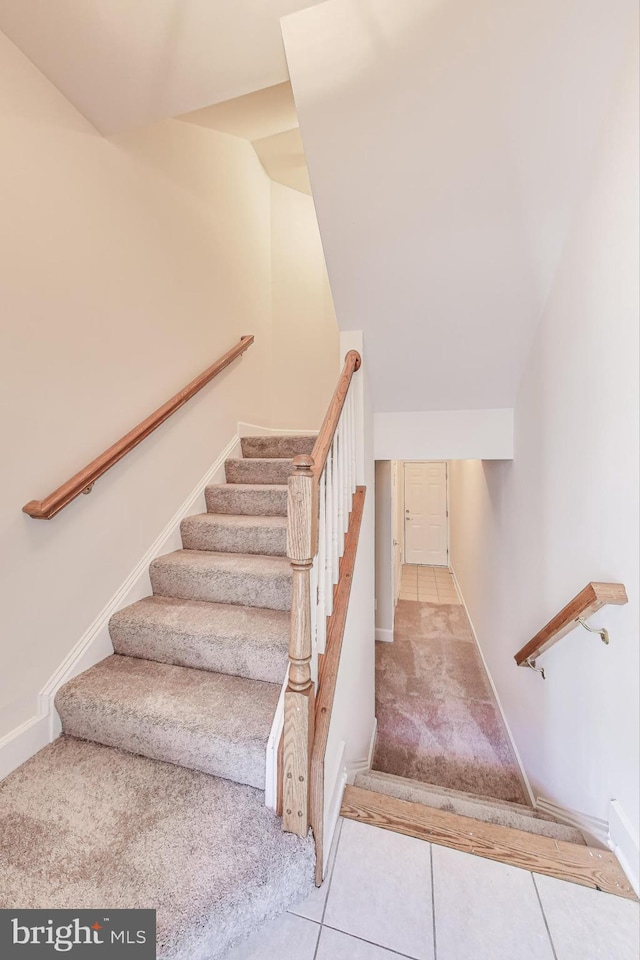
[0, 434, 318, 959]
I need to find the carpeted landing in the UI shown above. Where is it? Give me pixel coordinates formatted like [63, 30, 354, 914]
[0, 435, 318, 959]
[0, 738, 314, 960]
[373, 598, 529, 804]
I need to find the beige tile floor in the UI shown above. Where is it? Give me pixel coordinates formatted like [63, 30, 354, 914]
[398, 564, 461, 604]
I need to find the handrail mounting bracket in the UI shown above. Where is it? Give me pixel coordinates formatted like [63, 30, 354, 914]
[524, 657, 546, 679]
[577, 617, 610, 645]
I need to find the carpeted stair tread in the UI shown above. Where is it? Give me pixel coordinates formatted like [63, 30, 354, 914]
[354, 770, 586, 844]
[241, 435, 316, 459]
[150, 549, 292, 610]
[0, 736, 314, 959]
[205, 483, 288, 517]
[110, 596, 289, 683]
[181, 513, 287, 556]
[225, 458, 294, 485]
[55, 655, 280, 789]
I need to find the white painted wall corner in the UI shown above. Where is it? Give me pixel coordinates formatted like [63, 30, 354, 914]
[535, 796, 609, 849]
[375, 627, 393, 643]
[609, 799, 640, 896]
[346, 716, 378, 784]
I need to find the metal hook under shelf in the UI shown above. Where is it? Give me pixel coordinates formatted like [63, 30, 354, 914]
[524, 657, 546, 680]
[577, 617, 610, 645]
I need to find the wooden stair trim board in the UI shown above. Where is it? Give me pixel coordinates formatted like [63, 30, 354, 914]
[340, 786, 636, 901]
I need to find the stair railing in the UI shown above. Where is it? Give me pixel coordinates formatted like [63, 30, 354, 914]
[514, 581, 628, 678]
[282, 349, 361, 836]
[22, 336, 254, 519]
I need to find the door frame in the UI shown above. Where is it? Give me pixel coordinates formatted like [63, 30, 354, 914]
[391, 461, 404, 604]
[402, 460, 450, 567]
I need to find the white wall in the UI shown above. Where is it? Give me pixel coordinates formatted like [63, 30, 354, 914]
[270, 182, 340, 428]
[0, 31, 337, 743]
[449, 25, 639, 861]
[374, 461, 393, 640]
[374, 409, 513, 461]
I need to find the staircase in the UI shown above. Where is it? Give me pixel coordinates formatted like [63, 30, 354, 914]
[0, 435, 319, 959]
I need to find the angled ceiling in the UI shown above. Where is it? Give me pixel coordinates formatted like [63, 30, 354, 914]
[0, 0, 328, 134]
[182, 81, 311, 195]
[282, 0, 636, 412]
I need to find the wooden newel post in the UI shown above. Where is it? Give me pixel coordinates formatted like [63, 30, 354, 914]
[283, 454, 317, 836]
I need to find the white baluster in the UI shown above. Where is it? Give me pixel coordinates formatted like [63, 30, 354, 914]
[310, 552, 318, 686]
[345, 392, 353, 520]
[342, 399, 350, 524]
[349, 387, 357, 495]
[331, 435, 339, 583]
[325, 450, 335, 615]
[316, 469, 327, 655]
[337, 419, 345, 557]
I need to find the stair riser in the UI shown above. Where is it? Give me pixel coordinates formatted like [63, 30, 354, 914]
[225, 459, 293, 485]
[180, 517, 287, 557]
[150, 561, 292, 611]
[205, 485, 288, 517]
[110, 621, 288, 685]
[241, 436, 316, 459]
[56, 710, 267, 790]
[354, 773, 585, 844]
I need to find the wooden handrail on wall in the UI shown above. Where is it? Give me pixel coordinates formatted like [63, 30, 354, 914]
[282, 348, 361, 840]
[22, 336, 254, 520]
[514, 582, 628, 667]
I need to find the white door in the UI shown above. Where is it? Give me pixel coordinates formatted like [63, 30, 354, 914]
[404, 462, 448, 565]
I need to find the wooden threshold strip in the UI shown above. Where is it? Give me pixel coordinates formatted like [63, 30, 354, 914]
[341, 785, 637, 901]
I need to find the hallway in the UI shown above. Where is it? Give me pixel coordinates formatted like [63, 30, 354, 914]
[373, 570, 528, 804]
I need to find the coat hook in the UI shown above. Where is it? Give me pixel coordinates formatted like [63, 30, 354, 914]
[524, 657, 546, 679]
[577, 617, 610, 645]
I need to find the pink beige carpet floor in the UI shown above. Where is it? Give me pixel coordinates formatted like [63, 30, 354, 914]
[373, 599, 529, 804]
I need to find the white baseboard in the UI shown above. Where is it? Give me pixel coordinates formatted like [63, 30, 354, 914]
[0, 434, 241, 782]
[609, 800, 640, 895]
[367, 717, 378, 767]
[375, 627, 393, 643]
[265, 676, 287, 811]
[346, 716, 378, 784]
[450, 566, 535, 807]
[535, 796, 610, 848]
[321, 740, 347, 880]
[238, 421, 317, 437]
[0, 715, 50, 782]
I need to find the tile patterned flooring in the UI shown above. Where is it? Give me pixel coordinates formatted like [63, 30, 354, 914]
[223, 818, 640, 960]
[398, 564, 461, 605]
